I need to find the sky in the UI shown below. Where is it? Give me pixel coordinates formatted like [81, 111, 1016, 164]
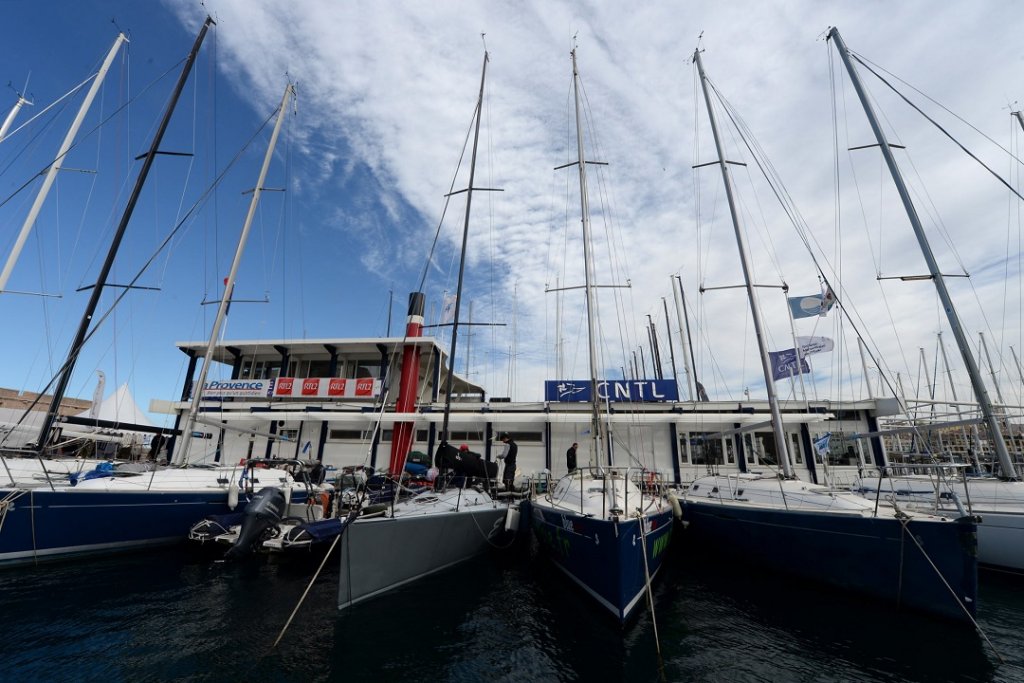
[0, 1, 1023, 431]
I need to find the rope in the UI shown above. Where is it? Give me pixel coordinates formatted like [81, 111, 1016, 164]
[272, 507, 358, 648]
[0, 489, 27, 533]
[635, 512, 662, 661]
[851, 54, 1024, 205]
[468, 498, 518, 550]
[896, 512, 1004, 663]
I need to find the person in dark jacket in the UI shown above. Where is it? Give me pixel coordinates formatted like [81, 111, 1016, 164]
[500, 433, 518, 492]
[566, 442, 578, 472]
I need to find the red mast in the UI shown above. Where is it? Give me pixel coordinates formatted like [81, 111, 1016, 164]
[389, 292, 426, 476]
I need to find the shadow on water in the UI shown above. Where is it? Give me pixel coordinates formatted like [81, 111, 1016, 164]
[1, 536, 1024, 682]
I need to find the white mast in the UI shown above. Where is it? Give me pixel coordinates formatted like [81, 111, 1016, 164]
[829, 26, 1018, 480]
[0, 33, 128, 293]
[0, 93, 31, 142]
[177, 83, 295, 465]
[693, 48, 794, 477]
[570, 49, 606, 469]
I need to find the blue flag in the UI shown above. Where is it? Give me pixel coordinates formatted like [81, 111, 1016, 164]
[768, 348, 811, 381]
[788, 287, 836, 319]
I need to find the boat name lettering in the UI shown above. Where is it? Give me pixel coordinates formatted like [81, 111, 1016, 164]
[544, 379, 679, 403]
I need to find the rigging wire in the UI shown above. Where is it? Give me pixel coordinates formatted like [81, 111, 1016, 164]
[0, 101, 282, 450]
[851, 51, 1024, 416]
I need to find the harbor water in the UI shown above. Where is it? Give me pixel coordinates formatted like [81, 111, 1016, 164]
[2, 538, 1023, 682]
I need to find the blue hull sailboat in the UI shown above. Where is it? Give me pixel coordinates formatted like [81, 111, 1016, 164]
[0, 20, 321, 568]
[531, 488, 674, 621]
[680, 45, 978, 623]
[529, 49, 677, 624]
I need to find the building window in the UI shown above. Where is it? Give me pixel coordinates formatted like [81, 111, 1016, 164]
[688, 434, 723, 465]
[279, 428, 299, 441]
[353, 362, 380, 379]
[328, 429, 371, 441]
[825, 431, 859, 466]
[678, 434, 690, 464]
[494, 431, 543, 444]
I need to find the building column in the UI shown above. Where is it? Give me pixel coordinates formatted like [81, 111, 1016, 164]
[669, 422, 681, 484]
[167, 349, 199, 464]
[734, 423, 746, 473]
[800, 423, 819, 484]
[316, 344, 338, 463]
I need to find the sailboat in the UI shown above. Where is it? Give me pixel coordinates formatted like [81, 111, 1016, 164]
[823, 27, 1024, 574]
[679, 46, 978, 623]
[0, 20, 317, 567]
[527, 49, 676, 624]
[337, 51, 513, 611]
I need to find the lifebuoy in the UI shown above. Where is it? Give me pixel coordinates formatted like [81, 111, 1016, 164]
[320, 491, 331, 517]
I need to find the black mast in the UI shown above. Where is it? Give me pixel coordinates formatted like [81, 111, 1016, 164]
[440, 51, 489, 442]
[35, 17, 216, 451]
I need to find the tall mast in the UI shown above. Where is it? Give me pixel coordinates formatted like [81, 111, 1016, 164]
[440, 51, 488, 441]
[569, 49, 608, 468]
[0, 33, 128, 293]
[35, 17, 215, 452]
[828, 27, 1017, 480]
[692, 48, 793, 477]
[177, 82, 294, 465]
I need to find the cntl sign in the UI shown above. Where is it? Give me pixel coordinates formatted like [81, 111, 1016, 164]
[545, 379, 679, 403]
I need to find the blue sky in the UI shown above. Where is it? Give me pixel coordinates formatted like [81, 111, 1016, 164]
[1, 1, 1023, 430]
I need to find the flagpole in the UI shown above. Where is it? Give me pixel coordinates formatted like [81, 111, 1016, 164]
[784, 289, 810, 411]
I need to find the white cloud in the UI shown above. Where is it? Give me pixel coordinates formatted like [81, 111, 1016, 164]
[163, 0, 1024, 407]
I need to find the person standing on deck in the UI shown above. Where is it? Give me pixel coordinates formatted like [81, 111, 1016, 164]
[566, 442, 578, 473]
[499, 433, 518, 492]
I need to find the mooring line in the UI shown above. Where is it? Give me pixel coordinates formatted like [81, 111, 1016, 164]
[899, 514, 1004, 664]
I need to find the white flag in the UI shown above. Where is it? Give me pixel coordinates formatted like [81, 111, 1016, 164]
[795, 336, 834, 355]
[440, 292, 457, 323]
